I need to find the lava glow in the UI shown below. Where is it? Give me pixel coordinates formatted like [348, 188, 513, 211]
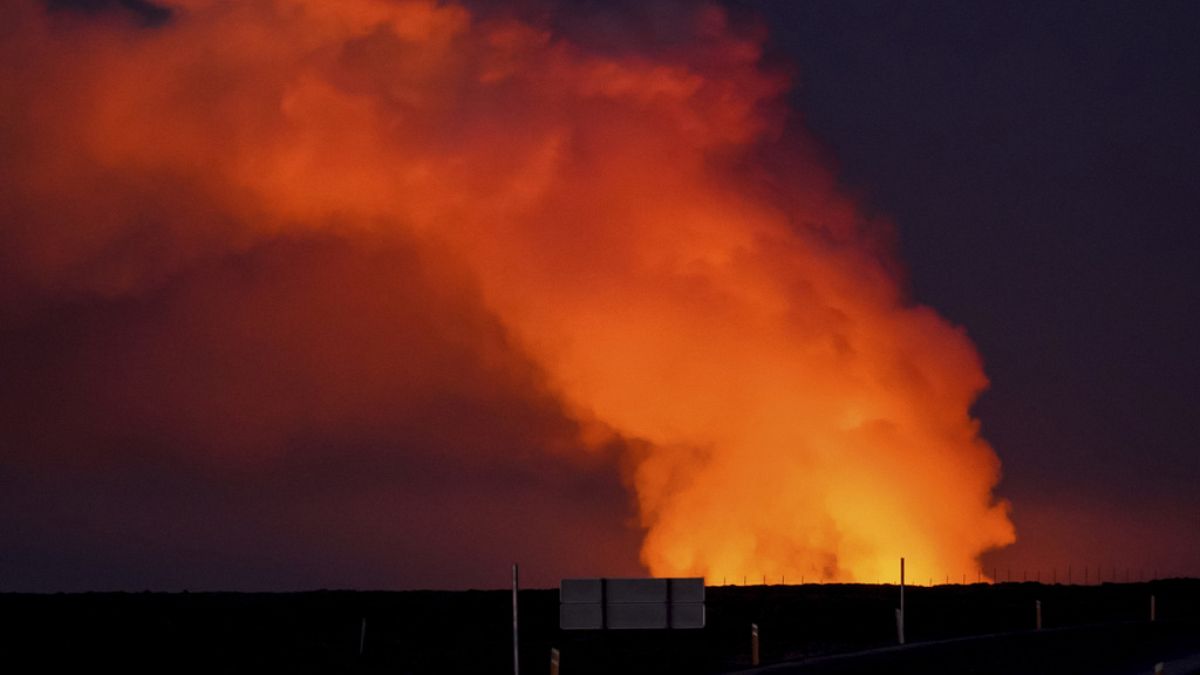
[0, 0, 1014, 584]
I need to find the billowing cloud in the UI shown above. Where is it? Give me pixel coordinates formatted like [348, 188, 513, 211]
[0, 0, 1012, 590]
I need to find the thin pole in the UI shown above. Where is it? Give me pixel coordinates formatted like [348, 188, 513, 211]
[898, 557, 906, 645]
[1035, 600, 1042, 630]
[512, 563, 520, 675]
[751, 623, 760, 666]
[359, 618, 366, 656]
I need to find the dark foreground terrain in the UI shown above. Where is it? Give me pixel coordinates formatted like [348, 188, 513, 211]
[3, 580, 1198, 674]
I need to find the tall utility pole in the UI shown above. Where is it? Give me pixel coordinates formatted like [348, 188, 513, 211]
[898, 557, 906, 645]
[512, 563, 520, 675]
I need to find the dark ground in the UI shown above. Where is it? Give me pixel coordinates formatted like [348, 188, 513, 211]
[2, 579, 1198, 674]
[738, 622, 1200, 675]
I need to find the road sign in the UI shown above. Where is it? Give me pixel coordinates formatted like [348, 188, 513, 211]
[559, 577, 705, 630]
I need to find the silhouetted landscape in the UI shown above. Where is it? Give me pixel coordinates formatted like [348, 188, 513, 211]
[5, 579, 1199, 674]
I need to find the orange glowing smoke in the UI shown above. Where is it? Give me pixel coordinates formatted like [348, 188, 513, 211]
[0, 0, 1013, 583]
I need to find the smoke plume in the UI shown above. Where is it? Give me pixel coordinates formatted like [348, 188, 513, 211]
[0, 0, 1013, 588]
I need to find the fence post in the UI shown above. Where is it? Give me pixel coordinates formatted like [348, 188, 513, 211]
[550, 648, 560, 675]
[751, 623, 760, 666]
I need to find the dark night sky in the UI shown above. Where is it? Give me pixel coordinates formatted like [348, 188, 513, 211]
[754, 1, 1200, 576]
[2, 0, 1198, 590]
